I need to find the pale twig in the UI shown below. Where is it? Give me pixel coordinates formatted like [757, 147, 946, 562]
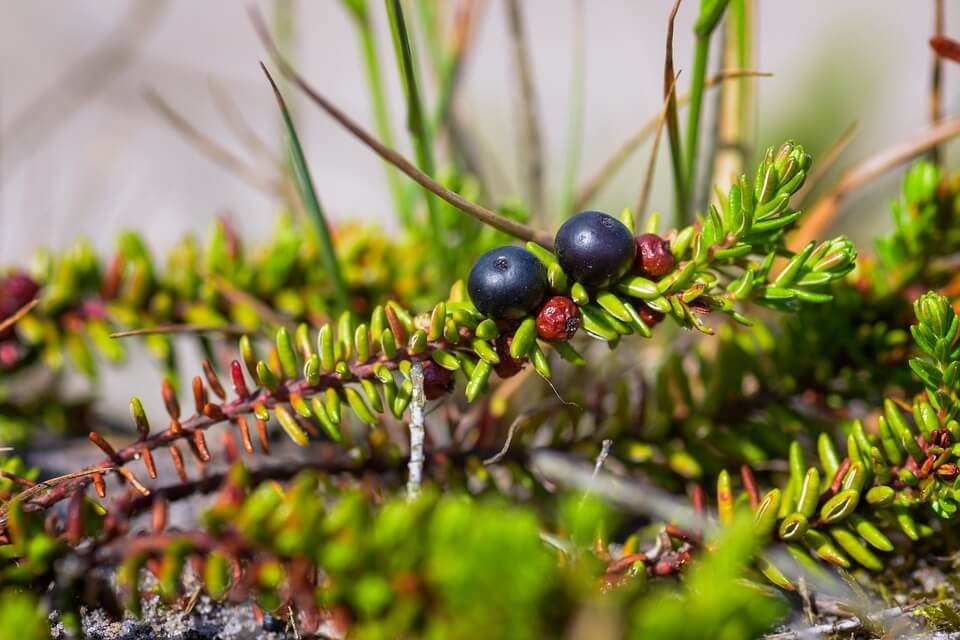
[249, 8, 554, 248]
[790, 117, 960, 251]
[762, 606, 916, 640]
[144, 89, 284, 197]
[483, 408, 539, 465]
[207, 77, 281, 167]
[407, 362, 426, 500]
[793, 122, 859, 205]
[635, 74, 680, 218]
[0, 299, 38, 334]
[575, 69, 771, 211]
[110, 324, 251, 339]
[2, 2, 167, 174]
[505, 0, 546, 221]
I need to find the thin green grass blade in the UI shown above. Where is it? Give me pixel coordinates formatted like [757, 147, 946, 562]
[385, 0, 450, 270]
[260, 63, 349, 311]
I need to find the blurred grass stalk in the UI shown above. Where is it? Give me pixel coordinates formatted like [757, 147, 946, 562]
[709, 0, 753, 209]
[557, 0, 587, 219]
[386, 0, 451, 272]
[682, 0, 731, 224]
[341, 0, 412, 225]
[263, 64, 350, 311]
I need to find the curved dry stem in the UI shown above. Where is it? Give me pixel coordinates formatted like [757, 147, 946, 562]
[790, 116, 960, 251]
[248, 7, 554, 248]
[574, 69, 771, 212]
[0, 298, 38, 334]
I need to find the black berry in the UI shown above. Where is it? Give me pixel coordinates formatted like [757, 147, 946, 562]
[468, 246, 547, 319]
[554, 211, 635, 288]
[634, 233, 675, 279]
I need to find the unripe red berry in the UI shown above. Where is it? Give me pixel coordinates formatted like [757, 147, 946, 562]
[633, 233, 675, 279]
[0, 272, 39, 340]
[493, 335, 525, 379]
[637, 305, 665, 327]
[936, 463, 959, 482]
[422, 361, 455, 400]
[536, 296, 580, 342]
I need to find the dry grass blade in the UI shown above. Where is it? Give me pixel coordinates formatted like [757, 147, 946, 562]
[574, 69, 771, 210]
[635, 74, 680, 219]
[790, 116, 960, 251]
[110, 323, 252, 339]
[794, 121, 859, 205]
[248, 7, 554, 248]
[663, 0, 686, 225]
[0, 298, 39, 334]
[0, 468, 115, 527]
[144, 88, 284, 197]
[505, 0, 546, 220]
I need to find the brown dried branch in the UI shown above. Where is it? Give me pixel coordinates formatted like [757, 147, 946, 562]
[789, 116, 960, 251]
[0, 298, 39, 334]
[248, 7, 554, 248]
[574, 69, 771, 211]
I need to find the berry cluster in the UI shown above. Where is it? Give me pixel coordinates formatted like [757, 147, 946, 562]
[467, 211, 673, 373]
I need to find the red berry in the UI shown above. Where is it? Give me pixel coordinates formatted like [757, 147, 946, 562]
[637, 305, 665, 327]
[493, 335, 525, 379]
[634, 233, 675, 279]
[422, 362, 455, 400]
[536, 296, 580, 342]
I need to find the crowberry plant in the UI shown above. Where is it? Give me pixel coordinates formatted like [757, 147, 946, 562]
[0, 3, 958, 639]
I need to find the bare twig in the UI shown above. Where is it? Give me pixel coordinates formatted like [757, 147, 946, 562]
[790, 117, 960, 251]
[407, 362, 426, 500]
[574, 69, 771, 210]
[505, 0, 546, 221]
[249, 7, 554, 248]
[0, 299, 39, 334]
[762, 606, 916, 640]
[144, 89, 284, 197]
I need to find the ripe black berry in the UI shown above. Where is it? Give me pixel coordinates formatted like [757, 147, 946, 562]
[634, 233, 675, 279]
[554, 211, 636, 288]
[468, 246, 547, 319]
